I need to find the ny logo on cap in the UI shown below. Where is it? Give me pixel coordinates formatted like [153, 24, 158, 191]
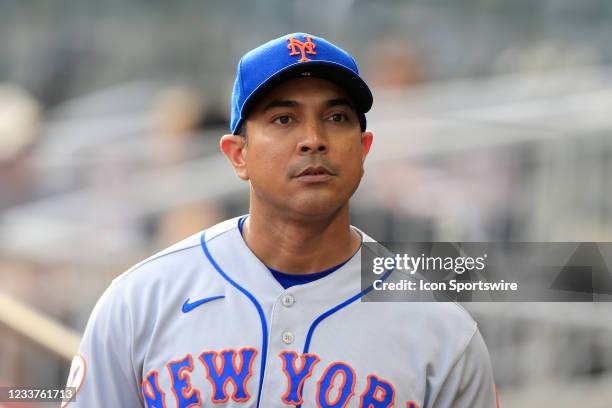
[287, 36, 316, 62]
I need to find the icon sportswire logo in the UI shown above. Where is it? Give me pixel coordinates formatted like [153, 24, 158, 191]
[182, 295, 225, 313]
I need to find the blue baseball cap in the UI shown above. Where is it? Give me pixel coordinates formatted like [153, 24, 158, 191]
[230, 32, 373, 134]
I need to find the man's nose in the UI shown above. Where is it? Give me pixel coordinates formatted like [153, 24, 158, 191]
[296, 120, 328, 154]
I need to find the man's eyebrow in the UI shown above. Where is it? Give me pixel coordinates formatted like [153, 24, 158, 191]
[262, 97, 356, 112]
[326, 98, 355, 110]
[262, 99, 298, 111]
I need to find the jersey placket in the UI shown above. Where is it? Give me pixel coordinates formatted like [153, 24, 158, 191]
[258, 255, 365, 407]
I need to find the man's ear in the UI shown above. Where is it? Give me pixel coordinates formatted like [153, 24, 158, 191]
[220, 134, 249, 180]
[360, 131, 374, 163]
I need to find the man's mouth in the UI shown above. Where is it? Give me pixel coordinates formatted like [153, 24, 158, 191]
[294, 165, 335, 183]
[296, 165, 333, 176]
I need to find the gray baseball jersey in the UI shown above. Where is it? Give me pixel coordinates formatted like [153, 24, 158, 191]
[63, 216, 499, 407]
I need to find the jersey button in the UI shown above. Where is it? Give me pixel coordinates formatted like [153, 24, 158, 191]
[281, 294, 295, 307]
[281, 331, 295, 345]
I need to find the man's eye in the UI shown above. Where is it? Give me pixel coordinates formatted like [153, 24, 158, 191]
[274, 115, 292, 125]
[329, 113, 347, 122]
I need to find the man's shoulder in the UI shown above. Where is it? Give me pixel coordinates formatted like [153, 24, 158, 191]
[112, 216, 242, 288]
[402, 301, 477, 336]
[353, 227, 480, 353]
[367, 300, 480, 367]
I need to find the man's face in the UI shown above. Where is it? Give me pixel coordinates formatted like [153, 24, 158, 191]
[239, 76, 373, 219]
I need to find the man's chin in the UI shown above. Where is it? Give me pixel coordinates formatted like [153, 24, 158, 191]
[287, 197, 348, 220]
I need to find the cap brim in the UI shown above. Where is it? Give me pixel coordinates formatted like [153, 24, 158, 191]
[235, 61, 372, 134]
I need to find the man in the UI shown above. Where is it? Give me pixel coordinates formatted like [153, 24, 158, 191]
[63, 33, 499, 407]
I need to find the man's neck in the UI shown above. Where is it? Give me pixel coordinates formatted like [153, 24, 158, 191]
[242, 204, 361, 275]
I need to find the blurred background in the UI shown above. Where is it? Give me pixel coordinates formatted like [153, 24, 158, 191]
[1, 0, 612, 406]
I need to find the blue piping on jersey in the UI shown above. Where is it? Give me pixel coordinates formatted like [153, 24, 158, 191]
[296, 263, 395, 408]
[200, 229, 268, 408]
[302, 265, 395, 353]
